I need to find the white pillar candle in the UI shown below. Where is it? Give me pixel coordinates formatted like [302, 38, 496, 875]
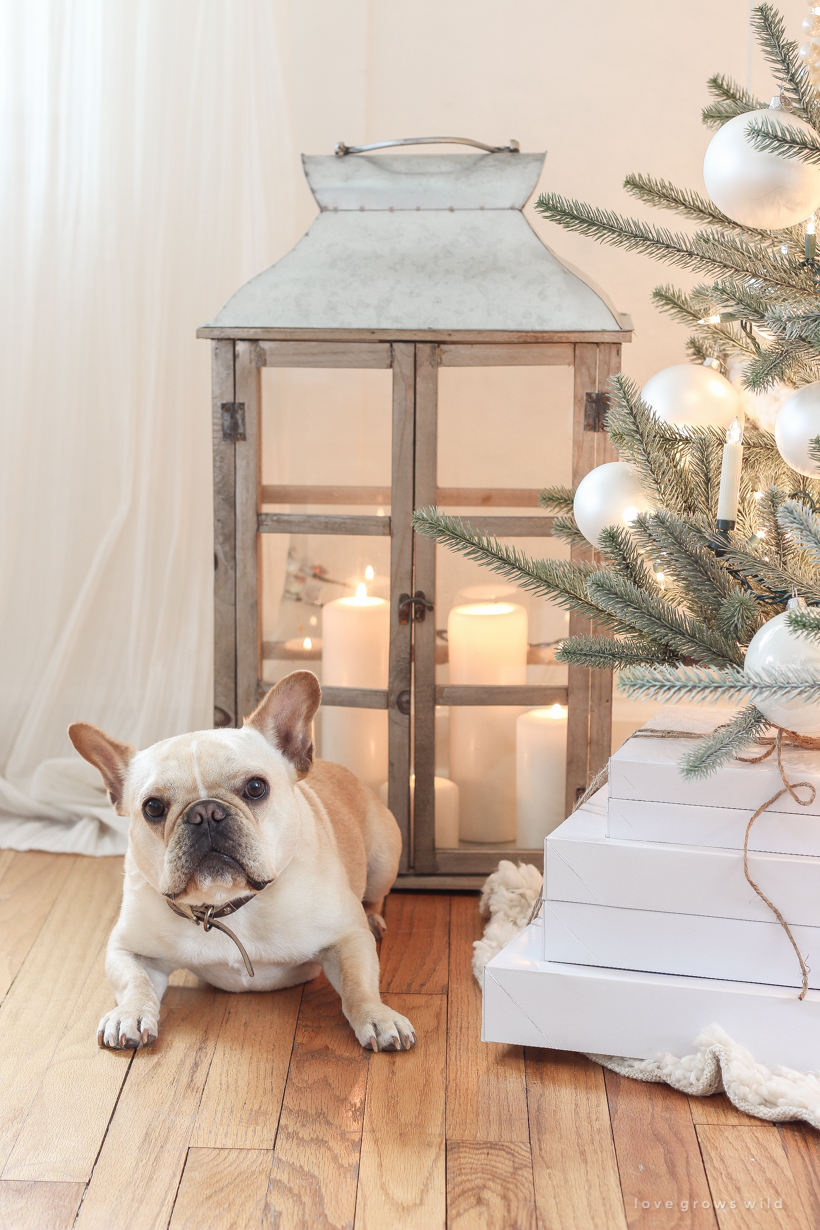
[379, 775, 460, 847]
[717, 416, 744, 529]
[448, 602, 528, 842]
[321, 585, 389, 792]
[516, 705, 568, 847]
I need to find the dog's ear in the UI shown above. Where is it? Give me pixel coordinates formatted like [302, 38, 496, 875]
[245, 671, 321, 779]
[68, 722, 137, 812]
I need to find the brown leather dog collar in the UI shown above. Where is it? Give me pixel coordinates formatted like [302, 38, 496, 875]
[166, 894, 255, 977]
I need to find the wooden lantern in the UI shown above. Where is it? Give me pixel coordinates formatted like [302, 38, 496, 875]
[198, 141, 632, 888]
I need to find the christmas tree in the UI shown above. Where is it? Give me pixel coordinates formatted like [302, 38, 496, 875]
[413, 4, 820, 780]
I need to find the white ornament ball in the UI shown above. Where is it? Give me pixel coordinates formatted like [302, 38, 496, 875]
[745, 608, 820, 734]
[641, 364, 742, 430]
[573, 462, 652, 549]
[774, 382, 820, 477]
[703, 107, 820, 229]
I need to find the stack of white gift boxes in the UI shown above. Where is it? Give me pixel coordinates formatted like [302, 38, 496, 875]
[483, 705, 820, 1070]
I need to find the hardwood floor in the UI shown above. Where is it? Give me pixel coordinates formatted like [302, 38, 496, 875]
[1, 853, 819, 1228]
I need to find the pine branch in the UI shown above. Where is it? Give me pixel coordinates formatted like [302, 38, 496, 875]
[722, 541, 820, 604]
[702, 73, 766, 129]
[716, 590, 761, 641]
[787, 606, 820, 639]
[556, 635, 673, 671]
[651, 285, 757, 357]
[597, 524, 661, 595]
[623, 174, 773, 240]
[751, 3, 820, 129]
[618, 662, 820, 703]
[632, 509, 737, 613]
[604, 375, 693, 513]
[777, 498, 820, 560]
[539, 485, 576, 513]
[746, 114, 820, 164]
[585, 572, 743, 665]
[550, 515, 589, 548]
[680, 705, 770, 779]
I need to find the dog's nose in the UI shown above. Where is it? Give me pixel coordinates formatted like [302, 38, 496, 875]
[185, 799, 227, 826]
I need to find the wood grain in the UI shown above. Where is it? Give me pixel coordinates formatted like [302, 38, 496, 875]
[689, 1094, 760, 1126]
[355, 994, 446, 1230]
[197, 326, 632, 344]
[447, 1142, 536, 1230]
[696, 1125, 809, 1229]
[254, 340, 392, 368]
[604, 1068, 716, 1228]
[527, 1049, 628, 1230]
[257, 512, 392, 536]
[235, 340, 261, 723]
[446, 897, 528, 1143]
[74, 985, 228, 1230]
[379, 894, 450, 993]
[0, 852, 76, 1002]
[0, 856, 123, 1170]
[438, 342, 574, 367]
[412, 341, 438, 876]
[169, 1148, 273, 1230]
[779, 1122, 820, 1228]
[0, 1180, 85, 1230]
[266, 974, 370, 1230]
[191, 987, 302, 1149]
[3, 944, 134, 1181]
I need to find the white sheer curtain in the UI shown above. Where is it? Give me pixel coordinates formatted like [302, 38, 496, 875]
[0, 0, 296, 853]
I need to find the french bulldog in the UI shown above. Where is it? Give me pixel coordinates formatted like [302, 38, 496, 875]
[69, 671, 416, 1053]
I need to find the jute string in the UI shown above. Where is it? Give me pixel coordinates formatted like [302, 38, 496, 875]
[573, 724, 820, 1000]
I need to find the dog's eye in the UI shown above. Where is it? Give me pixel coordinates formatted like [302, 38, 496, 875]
[142, 798, 167, 820]
[243, 777, 268, 800]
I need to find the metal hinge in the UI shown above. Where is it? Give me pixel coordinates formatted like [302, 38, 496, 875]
[221, 402, 246, 441]
[583, 392, 610, 432]
[398, 590, 435, 625]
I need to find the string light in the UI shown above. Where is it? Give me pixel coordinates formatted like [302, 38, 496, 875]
[807, 215, 817, 263]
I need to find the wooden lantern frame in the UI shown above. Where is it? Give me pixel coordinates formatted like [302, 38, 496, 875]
[199, 326, 631, 889]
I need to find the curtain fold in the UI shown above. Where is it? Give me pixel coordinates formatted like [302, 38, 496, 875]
[0, 0, 296, 853]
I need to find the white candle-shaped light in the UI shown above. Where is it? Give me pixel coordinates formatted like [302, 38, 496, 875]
[516, 705, 568, 847]
[448, 602, 528, 842]
[321, 584, 389, 792]
[379, 775, 460, 847]
[717, 416, 744, 530]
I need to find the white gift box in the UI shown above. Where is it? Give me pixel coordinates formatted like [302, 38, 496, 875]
[483, 919, 820, 1072]
[547, 791, 820, 930]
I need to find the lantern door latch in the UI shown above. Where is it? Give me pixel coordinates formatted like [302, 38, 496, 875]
[398, 590, 434, 625]
[583, 392, 610, 432]
[221, 402, 246, 441]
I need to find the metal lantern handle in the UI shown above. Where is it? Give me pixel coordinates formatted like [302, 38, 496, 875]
[334, 136, 519, 157]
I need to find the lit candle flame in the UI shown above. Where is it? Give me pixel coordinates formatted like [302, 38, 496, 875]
[365, 565, 374, 580]
[356, 582, 367, 599]
[549, 704, 564, 719]
[303, 637, 312, 650]
[726, 417, 743, 446]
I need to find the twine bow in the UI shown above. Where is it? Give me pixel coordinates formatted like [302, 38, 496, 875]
[572, 724, 820, 1000]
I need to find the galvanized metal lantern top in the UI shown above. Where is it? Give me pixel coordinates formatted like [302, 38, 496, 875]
[203, 151, 625, 334]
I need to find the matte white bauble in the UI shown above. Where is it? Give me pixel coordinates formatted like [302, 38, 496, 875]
[744, 606, 820, 734]
[573, 462, 652, 548]
[703, 106, 820, 229]
[641, 364, 742, 430]
[774, 382, 820, 478]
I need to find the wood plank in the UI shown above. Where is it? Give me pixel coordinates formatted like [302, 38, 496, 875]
[190, 987, 302, 1149]
[0, 856, 123, 1171]
[696, 1124, 809, 1229]
[412, 342, 438, 875]
[0, 852, 76, 1003]
[689, 1094, 760, 1126]
[459, 515, 554, 536]
[437, 684, 567, 707]
[446, 897, 529, 1143]
[0, 1180, 85, 1230]
[434, 850, 542, 874]
[447, 1143, 537, 1230]
[260, 484, 546, 508]
[262, 640, 322, 661]
[527, 1049, 628, 1230]
[262, 484, 392, 506]
[235, 341, 261, 724]
[169, 1148, 273, 1230]
[257, 512, 392, 536]
[266, 974, 370, 1230]
[388, 343, 415, 875]
[354, 994, 446, 1230]
[779, 1122, 820, 1228]
[3, 944, 134, 1182]
[212, 338, 237, 728]
[439, 342, 574, 367]
[320, 687, 389, 710]
[604, 1068, 716, 1228]
[0, 849, 16, 884]
[74, 984, 228, 1230]
[254, 340, 392, 368]
[437, 487, 542, 507]
[197, 327, 633, 344]
[379, 894, 449, 994]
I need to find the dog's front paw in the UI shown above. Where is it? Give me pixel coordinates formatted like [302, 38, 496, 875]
[97, 1005, 159, 1050]
[352, 1004, 416, 1052]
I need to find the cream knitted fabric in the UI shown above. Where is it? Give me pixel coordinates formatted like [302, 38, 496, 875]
[475, 861, 820, 1129]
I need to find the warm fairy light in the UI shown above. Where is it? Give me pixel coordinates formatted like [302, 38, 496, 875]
[303, 637, 312, 650]
[356, 582, 367, 599]
[549, 704, 565, 719]
[781, 244, 789, 255]
[726, 417, 743, 446]
[365, 565, 375, 580]
[808, 217, 817, 235]
[376, 507, 385, 517]
[756, 529, 766, 539]
[655, 571, 665, 587]
[754, 490, 763, 500]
